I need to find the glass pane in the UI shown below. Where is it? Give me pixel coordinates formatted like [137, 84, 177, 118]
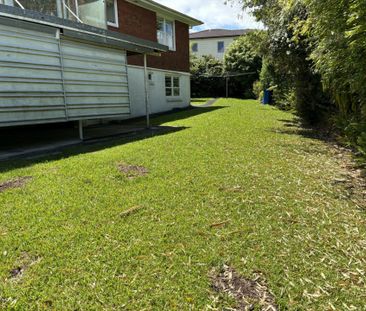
[1, 0, 15, 6]
[19, 0, 58, 16]
[218, 41, 225, 53]
[78, 0, 107, 29]
[165, 76, 172, 88]
[173, 77, 179, 87]
[166, 33, 174, 50]
[165, 20, 173, 35]
[63, 0, 78, 21]
[157, 30, 165, 45]
[173, 88, 180, 96]
[192, 43, 198, 52]
[166, 88, 172, 96]
[106, 0, 116, 25]
[157, 18, 164, 32]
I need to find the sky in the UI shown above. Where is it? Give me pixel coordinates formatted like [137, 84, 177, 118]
[154, 0, 263, 32]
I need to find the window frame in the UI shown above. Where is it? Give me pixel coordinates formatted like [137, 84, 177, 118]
[106, 0, 119, 28]
[192, 42, 198, 53]
[157, 16, 176, 51]
[165, 75, 180, 98]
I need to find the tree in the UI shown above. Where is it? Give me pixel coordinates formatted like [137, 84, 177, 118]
[224, 31, 263, 74]
[224, 31, 263, 98]
[232, 0, 330, 123]
[190, 55, 226, 98]
[233, 0, 366, 153]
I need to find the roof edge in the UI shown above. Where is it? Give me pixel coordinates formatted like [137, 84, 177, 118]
[0, 4, 168, 54]
[125, 0, 203, 26]
[190, 34, 244, 39]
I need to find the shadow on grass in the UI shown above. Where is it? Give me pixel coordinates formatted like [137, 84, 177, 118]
[0, 105, 226, 173]
[273, 118, 335, 142]
[149, 105, 226, 125]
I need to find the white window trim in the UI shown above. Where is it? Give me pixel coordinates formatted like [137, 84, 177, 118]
[157, 16, 176, 51]
[107, 0, 119, 28]
[165, 75, 180, 98]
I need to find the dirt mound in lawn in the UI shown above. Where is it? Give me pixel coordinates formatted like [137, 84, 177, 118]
[210, 265, 278, 311]
[0, 177, 32, 193]
[118, 164, 149, 179]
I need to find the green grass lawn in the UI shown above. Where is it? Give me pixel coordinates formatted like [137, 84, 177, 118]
[0, 99, 365, 310]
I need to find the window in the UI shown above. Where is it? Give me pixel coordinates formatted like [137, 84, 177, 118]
[157, 17, 175, 50]
[106, 0, 118, 27]
[165, 76, 180, 97]
[192, 43, 198, 52]
[218, 41, 225, 53]
[0, 0, 16, 6]
[2, 0, 110, 29]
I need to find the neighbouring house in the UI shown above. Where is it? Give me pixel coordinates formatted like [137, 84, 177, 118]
[190, 29, 250, 60]
[0, 0, 202, 137]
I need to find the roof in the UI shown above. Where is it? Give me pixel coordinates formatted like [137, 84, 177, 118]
[125, 0, 203, 26]
[0, 4, 168, 54]
[190, 29, 251, 39]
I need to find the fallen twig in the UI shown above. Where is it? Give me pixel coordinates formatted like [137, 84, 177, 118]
[120, 205, 144, 217]
[210, 220, 230, 228]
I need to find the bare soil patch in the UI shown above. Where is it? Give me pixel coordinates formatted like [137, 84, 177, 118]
[8, 252, 41, 281]
[118, 164, 149, 179]
[210, 265, 278, 311]
[0, 176, 32, 193]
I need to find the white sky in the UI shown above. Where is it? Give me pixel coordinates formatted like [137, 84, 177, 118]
[154, 0, 263, 31]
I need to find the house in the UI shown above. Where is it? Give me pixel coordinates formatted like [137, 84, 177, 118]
[0, 0, 202, 137]
[190, 29, 250, 60]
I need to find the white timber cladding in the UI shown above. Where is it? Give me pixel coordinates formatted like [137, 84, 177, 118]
[0, 20, 130, 127]
[127, 65, 190, 118]
[60, 38, 130, 119]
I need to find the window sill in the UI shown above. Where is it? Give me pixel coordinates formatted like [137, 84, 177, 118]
[167, 97, 182, 103]
[107, 22, 119, 28]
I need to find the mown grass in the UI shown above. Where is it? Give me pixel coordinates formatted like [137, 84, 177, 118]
[0, 99, 365, 310]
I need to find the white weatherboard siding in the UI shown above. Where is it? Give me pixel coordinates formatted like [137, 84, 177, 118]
[127, 65, 190, 118]
[191, 37, 237, 60]
[0, 19, 130, 127]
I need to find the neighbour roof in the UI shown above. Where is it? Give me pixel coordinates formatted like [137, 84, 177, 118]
[190, 29, 251, 39]
[125, 0, 203, 26]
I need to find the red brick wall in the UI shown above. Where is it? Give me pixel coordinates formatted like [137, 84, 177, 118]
[109, 0, 190, 73]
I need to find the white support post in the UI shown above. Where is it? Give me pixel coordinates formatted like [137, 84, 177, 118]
[79, 120, 84, 141]
[143, 53, 150, 128]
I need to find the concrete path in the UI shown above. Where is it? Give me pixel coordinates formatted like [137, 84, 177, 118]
[198, 98, 220, 108]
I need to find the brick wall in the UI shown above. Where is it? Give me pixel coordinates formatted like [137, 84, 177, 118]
[109, 0, 190, 73]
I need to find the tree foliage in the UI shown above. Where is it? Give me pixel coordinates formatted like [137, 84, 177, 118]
[233, 0, 366, 154]
[190, 55, 226, 98]
[224, 31, 263, 74]
[190, 33, 263, 99]
[224, 31, 263, 98]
